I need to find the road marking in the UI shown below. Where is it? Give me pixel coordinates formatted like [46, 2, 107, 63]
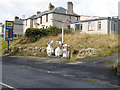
[0, 82, 15, 89]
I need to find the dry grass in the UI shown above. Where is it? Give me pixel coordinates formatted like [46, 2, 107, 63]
[23, 32, 118, 48]
[25, 32, 117, 48]
[2, 32, 118, 58]
[21, 32, 118, 57]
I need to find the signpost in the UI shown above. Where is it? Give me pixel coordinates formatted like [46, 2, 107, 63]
[4, 21, 14, 54]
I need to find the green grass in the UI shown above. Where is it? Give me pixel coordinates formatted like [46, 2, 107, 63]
[2, 38, 21, 54]
[2, 32, 119, 59]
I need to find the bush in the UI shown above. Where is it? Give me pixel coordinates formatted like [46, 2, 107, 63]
[25, 26, 62, 42]
[64, 29, 74, 34]
[25, 26, 74, 43]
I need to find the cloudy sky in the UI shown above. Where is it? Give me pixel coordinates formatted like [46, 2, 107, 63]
[0, 0, 119, 23]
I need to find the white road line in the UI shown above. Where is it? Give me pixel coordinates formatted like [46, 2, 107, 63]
[0, 82, 14, 89]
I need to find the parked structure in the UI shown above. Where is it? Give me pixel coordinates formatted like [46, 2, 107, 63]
[23, 2, 80, 35]
[70, 17, 118, 34]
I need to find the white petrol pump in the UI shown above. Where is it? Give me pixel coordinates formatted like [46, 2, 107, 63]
[63, 44, 70, 58]
[47, 40, 54, 56]
[47, 40, 70, 58]
[55, 41, 62, 57]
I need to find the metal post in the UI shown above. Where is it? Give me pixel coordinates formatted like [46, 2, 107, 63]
[62, 23, 64, 45]
[7, 41, 9, 54]
[110, 20, 112, 34]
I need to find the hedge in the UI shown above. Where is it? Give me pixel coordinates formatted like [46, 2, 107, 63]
[25, 26, 62, 42]
[25, 26, 73, 43]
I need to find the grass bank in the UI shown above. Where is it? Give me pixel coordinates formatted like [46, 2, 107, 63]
[2, 32, 119, 60]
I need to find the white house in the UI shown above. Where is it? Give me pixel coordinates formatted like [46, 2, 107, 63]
[70, 17, 119, 34]
[23, 2, 80, 35]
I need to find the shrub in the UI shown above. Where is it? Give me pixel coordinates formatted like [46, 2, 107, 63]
[64, 29, 74, 34]
[25, 26, 62, 42]
[25, 26, 74, 43]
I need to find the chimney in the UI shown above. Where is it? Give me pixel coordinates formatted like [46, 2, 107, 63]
[66, 1, 73, 15]
[37, 11, 41, 14]
[15, 16, 19, 20]
[48, 3, 55, 10]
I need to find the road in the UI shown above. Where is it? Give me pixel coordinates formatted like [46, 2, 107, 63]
[1, 52, 120, 89]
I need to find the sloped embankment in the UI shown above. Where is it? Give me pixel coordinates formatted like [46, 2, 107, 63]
[2, 32, 119, 60]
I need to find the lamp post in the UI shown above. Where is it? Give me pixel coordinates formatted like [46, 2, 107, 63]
[62, 23, 64, 44]
[51, 18, 71, 45]
[51, 18, 65, 45]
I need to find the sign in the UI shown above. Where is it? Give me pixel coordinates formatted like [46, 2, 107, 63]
[63, 50, 66, 54]
[4, 21, 14, 41]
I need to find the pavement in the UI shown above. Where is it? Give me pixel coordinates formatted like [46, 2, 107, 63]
[1, 52, 120, 89]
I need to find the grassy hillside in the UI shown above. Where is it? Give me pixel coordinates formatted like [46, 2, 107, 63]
[2, 31, 119, 60]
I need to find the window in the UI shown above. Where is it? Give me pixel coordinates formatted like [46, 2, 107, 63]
[75, 24, 79, 29]
[26, 20, 27, 26]
[75, 24, 82, 30]
[75, 17, 77, 22]
[88, 22, 94, 31]
[40, 17, 42, 24]
[77, 17, 79, 21]
[67, 25, 70, 29]
[79, 24, 82, 30]
[46, 14, 48, 22]
[75, 17, 79, 22]
[114, 23, 116, 34]
[69, 16, 71, 21]
[34, 19, 37, 25]
[98, 21, 101, 30]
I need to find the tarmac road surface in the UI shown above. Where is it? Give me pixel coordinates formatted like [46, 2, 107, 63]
[1, 52, 120, 89]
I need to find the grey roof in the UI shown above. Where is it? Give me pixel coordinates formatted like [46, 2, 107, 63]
[34, 7, 80, 19]
[27, 15, 36, 19]
[72, 17, 119, 24]
[14, 19, 23, 25]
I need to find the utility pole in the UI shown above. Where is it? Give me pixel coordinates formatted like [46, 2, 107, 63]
[51, 18, 71, 45]
[62, 23, 64, 44]
[51, 18, 66, 45]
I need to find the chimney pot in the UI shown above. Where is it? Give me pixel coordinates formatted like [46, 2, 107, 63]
[37, 11, 41, 14]
[66, 1, 73, 15]
[48, 3, 55, 10]
[15, 16, 19, 20]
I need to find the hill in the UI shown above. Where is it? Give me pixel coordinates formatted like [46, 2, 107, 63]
[2, 31, 119, 60]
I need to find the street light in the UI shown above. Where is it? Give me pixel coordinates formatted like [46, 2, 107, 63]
[51, 18, 65, 45]
[51, 18, 71, 45]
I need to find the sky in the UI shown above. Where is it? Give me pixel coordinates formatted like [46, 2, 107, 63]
[0, 0, 119, 23]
